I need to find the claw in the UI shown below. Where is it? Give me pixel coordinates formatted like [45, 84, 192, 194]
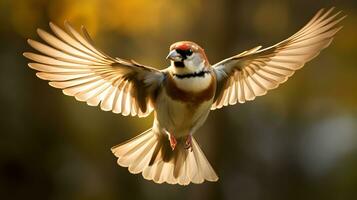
[185, 135, 193, 152]
[169, 134, 177, 151]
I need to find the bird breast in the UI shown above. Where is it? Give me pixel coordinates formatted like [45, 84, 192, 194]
[154, 72, 216, 137]
[165, 72, 216, 105]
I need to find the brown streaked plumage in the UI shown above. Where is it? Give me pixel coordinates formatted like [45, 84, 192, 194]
[23, 7, 344, 185]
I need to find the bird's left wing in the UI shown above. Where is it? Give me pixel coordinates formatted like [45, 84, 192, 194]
[211, 7, 345, 110]
[24, 22, 165, 117]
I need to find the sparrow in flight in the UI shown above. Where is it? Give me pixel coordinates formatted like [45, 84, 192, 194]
[24, 8, 345, 185]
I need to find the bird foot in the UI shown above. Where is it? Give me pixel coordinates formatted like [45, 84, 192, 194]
[169, 134, 177, 151]
[185, 135, 193, 152]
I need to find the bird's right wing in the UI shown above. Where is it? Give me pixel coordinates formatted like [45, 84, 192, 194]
[24, 22, 165, 117]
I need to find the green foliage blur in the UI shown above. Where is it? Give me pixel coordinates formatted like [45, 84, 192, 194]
[1, 0, 357, 199]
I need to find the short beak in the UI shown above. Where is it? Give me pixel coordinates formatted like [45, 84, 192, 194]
[166, 50, 182, 62]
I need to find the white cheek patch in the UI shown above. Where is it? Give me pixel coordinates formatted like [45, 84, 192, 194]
[184, 57, 205, 72]
[172, 66, 192, 74]
[174, 73, 212, 92]
[185, 61, 200, 72]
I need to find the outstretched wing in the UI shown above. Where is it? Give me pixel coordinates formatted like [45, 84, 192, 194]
[24, 22, 164, 117]
[211, 7, 345, 110]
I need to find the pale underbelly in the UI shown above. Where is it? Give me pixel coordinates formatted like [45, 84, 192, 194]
[154, 93, 212, 138]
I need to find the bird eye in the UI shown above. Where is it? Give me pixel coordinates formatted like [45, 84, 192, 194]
[176, 48, 193, 57]
[186, 49, 193, 56]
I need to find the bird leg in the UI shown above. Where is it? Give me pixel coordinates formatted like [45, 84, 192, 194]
[163, 129, 177, 151]
[185, 134, 193, 152]
[168, 134, 177, 151]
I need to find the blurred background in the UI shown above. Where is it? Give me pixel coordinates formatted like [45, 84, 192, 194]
[1, 0, 357, 199]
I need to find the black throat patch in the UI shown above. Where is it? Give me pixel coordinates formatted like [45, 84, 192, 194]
[173, 70, 210, 79]
[174, 61, 185, 68]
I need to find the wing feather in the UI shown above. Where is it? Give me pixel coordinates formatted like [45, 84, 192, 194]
[24, 22, 164, 117]
[212, 8, 345, 110]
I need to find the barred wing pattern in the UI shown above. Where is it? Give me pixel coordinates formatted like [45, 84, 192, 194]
[24, 22, 164, 117]
[211, 7, 345, 110]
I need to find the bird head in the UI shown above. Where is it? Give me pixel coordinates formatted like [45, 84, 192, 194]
[167, 41, 209, 74]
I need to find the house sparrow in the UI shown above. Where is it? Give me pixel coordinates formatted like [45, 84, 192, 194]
[24, 7, 344, 185]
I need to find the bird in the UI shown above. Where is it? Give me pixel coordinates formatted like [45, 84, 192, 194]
[23, 7, 345, 185]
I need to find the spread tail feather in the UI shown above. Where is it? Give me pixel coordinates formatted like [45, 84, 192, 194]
[111, 128, 218, 185]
